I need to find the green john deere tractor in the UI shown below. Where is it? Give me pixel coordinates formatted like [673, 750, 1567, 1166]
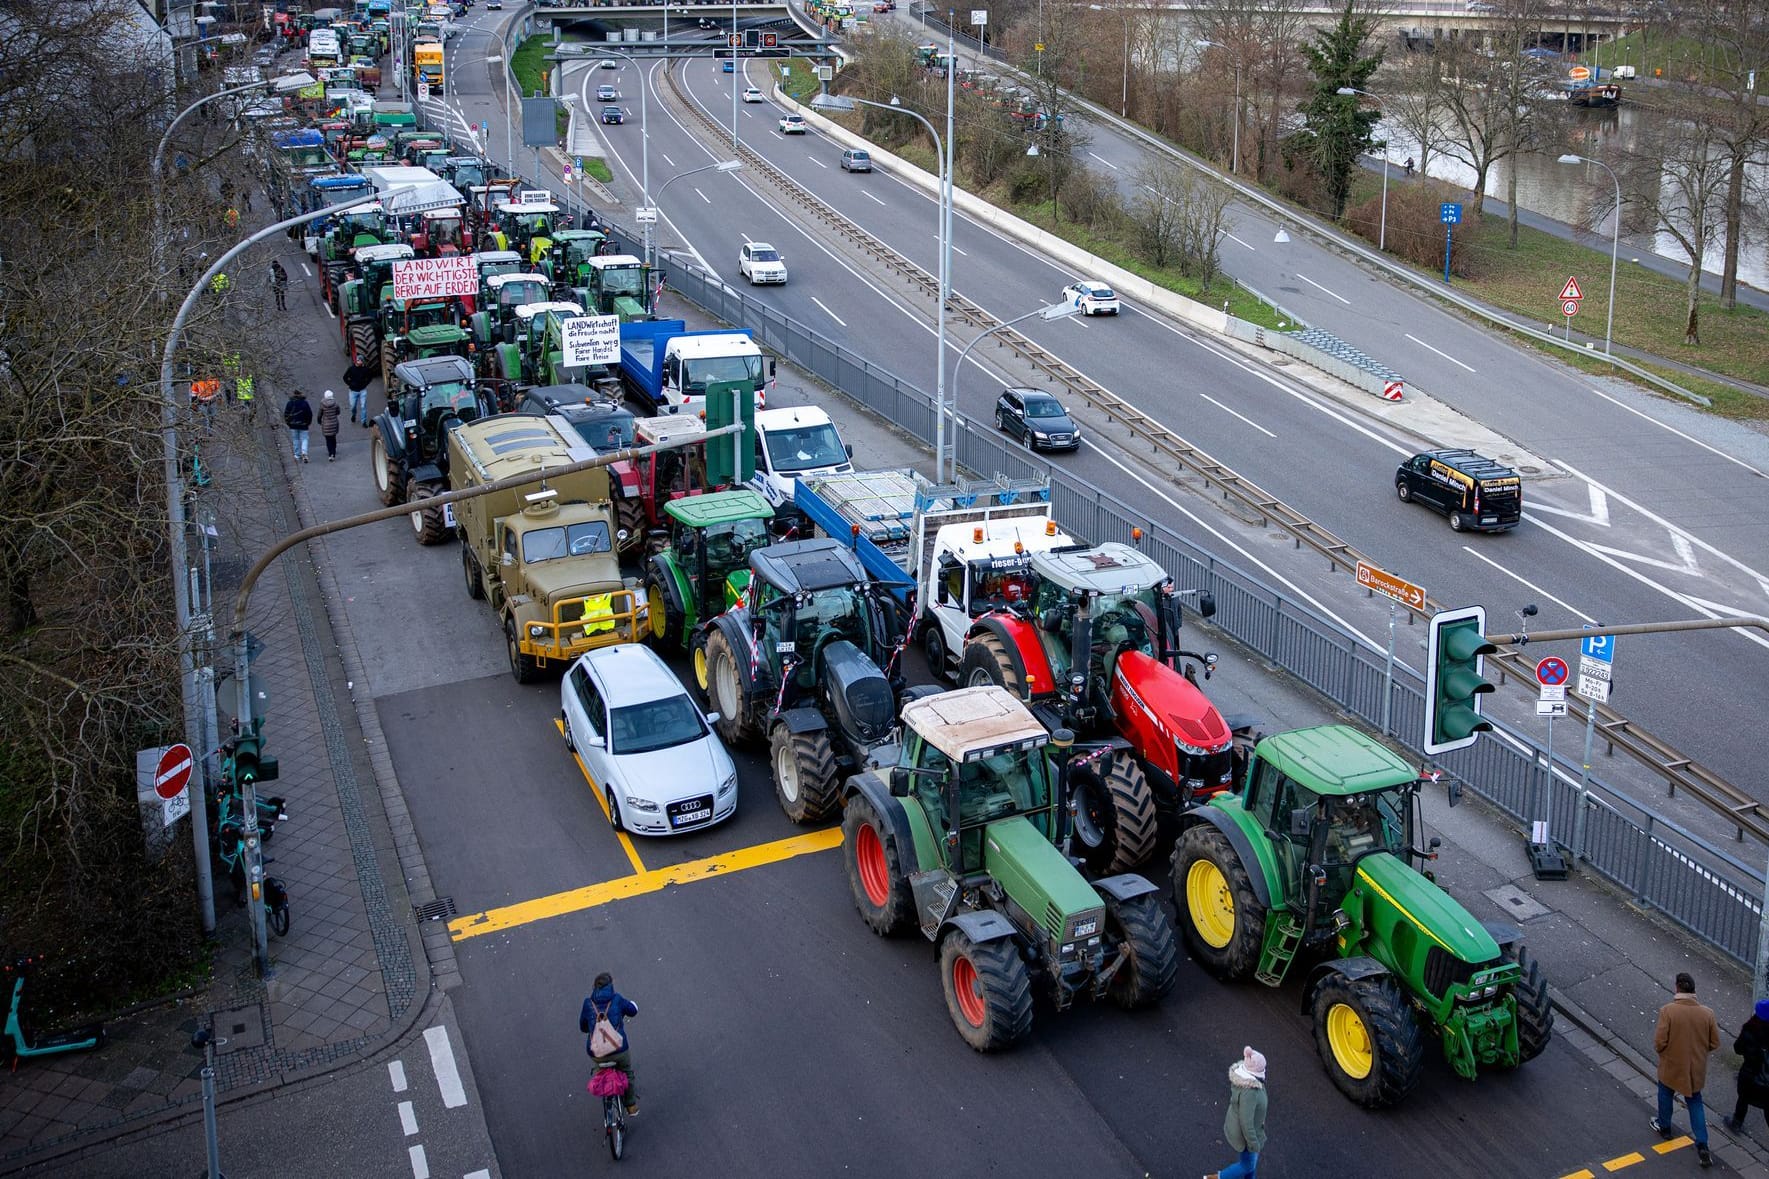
[579, 254, 652, 322]
[644, 489, 773, 650]
[696, 539, 914, 824]
[1172, 724, 1552, 1107]
[336, 242, 414, 370]
[541, 228, 609, 288]
[839, 684, 1178, 1051]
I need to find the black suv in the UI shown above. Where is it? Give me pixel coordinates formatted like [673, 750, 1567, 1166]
[1394, 449, 1522, 533]
[518, 385, 636, 454]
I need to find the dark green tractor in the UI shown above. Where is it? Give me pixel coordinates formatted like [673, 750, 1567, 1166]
[336, 242, 414, 371]
[541, 228, 610, 289]
[318, 211, 387, 305]
[471, 272, 553, 357]
[579, 254, 652, 322]
[644, 490, 774, 650]
[839, 684, 1178, 1050]
[1172, 724, 1552, 1107]
[696, 539, 912, 824]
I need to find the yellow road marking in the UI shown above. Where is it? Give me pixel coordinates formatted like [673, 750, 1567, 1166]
[1601, 1153, 1644, 1172]
[449, 827, 844, 941]
[1558, 1171, 1595, 1179]
[553, 717, 646, 874]
[1651, 1137, 1692, 1155]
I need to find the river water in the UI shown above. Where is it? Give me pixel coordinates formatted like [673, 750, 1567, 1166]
[1369, 101, 1769, 292]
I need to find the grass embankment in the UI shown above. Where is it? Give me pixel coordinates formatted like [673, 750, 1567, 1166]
[511, 35, 549, 97]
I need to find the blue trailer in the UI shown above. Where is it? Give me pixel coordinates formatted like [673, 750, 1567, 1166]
[619, 319, 768, 415]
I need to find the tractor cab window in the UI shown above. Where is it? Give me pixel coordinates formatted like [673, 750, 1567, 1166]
[521, 520, 613, 564]
[426, 216, 462, 248]
[787, 587, 870, 656]
[497, 281, 548, 311]
[1091, 594, 1158, 684]
[419, 381, 478, 420]
[701, 519, 768, 579]
[1269, 773, 1320, 888]
[959, 750, 1046, 821]
[595, 265, 645, 297]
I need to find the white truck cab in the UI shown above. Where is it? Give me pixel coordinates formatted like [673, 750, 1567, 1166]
[749, 406, 852, 514]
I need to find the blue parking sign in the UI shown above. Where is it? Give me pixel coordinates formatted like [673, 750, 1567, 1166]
[1580, 631, 1615, 664]
[1440, 203, 1462, 225]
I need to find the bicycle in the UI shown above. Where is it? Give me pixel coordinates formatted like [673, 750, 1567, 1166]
[588, 1061, 630, 1160]
[215, 818, 291, 936]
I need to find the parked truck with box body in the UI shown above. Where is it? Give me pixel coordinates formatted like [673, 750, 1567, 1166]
[619, 319, 769, 416]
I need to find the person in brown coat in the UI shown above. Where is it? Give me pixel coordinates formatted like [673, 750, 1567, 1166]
[1654, 971, 1720, 1167]
[1728, 998, 1769, 1131]
[316, 390, 342, 462]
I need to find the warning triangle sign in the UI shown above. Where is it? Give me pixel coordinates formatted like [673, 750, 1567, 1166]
[1560, 276, 1585, 301]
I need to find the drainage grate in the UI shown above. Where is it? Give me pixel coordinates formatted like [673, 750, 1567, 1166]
[414, 897, 457, 923]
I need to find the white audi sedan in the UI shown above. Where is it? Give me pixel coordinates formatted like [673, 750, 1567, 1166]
[561, 644, 738, 836]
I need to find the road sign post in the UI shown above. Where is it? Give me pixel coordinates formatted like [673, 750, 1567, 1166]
[1572, 624, 1605, 861]
[1356, 560, 1425, 739]
[1440, 203, 1461, 284]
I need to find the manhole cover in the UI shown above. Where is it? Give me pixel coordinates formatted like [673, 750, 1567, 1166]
[210, 1004, 266, 1053]
[1483, 883, 1552, 922]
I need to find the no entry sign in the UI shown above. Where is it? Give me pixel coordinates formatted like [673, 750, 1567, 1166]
[155, 743, 194, 800]
[392, 255, 476, 300]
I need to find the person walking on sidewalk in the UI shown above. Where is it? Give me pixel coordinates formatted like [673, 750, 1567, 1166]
[1728, 998, 1769, 1132]
[344, 363, 375, 426]
[1654, 971, 1720, 1167]
[317, 390, 342, 461]
[283, 389, 313, 463]
[1206, 1046, 1268, 1179]
[269, 259, 289, 311]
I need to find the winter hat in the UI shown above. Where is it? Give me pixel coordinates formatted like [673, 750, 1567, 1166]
[322, 389, 335, 402]
[1242, 1046, 1266, 1079]
[1756, 998, 1769, 1022]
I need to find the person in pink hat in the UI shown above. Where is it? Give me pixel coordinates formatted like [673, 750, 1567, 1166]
[1207, 1046, 1268, 1179]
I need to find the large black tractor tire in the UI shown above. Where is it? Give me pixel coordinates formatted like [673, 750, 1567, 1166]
[939, 931, 1033, 1053]
[959, 632, 1027, 700]
[349, 320, 379, 371]
[505, 618, 541, 684]
[1103, 893, 1179, 1010]
[1172, 824, 1266, 982]
[381, 341, 397, 392]
[1069, 751, 1159, 875]
[842, 794, 915, 936]
[645, 565, 684, 648]
[770, 723, 840, 824]
[614, 494, 645, 553]
[408, 478, 448, 546]
[462, 544, 485, 600]
[703, 627, 763, 746]
[1503, 941, 1554, 1064]
[922, 622, 952, 684]
[1310, 973, 1427, 1109]
[371, 431, 403, 507]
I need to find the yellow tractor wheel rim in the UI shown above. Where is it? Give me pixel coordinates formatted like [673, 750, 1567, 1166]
[693, 645, 710, 692]
[646, 582, 667, 640]
[1326, 1002, 1374, 1080]
[1185, 859, 1235, 950]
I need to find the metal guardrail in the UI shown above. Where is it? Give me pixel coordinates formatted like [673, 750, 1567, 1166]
[451, 55, 1768, 969]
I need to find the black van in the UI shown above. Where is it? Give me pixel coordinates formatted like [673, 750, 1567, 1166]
[1394, 449, 1522, 532]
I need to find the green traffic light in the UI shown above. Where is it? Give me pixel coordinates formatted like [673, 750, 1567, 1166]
[1426, 608, 1496, 754]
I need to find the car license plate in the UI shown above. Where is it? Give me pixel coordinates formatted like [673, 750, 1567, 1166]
[444, 503, 457, 528]
[1481, 516, 1496, 524]
[671, 808, 711, 827]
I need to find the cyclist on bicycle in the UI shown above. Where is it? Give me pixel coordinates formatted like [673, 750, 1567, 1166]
[580, 972, 640, 1116]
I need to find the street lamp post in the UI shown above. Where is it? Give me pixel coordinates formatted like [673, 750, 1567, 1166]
[650, 158, 742, 269]
[1087, 5, 1130, 118]
[731, 0, 740, 151]
[1558, 153, 1621, 355]
[1194, 40, 1241, 175]
[593, 49, 652, 268]
[811, 89, 955, 481]
[947, 300, 1081, 473]
[1337, 86, 1388, 252]
[159, 186, 415, 968]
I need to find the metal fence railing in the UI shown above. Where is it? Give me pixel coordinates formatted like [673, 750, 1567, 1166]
[450, 120, 1766, 974]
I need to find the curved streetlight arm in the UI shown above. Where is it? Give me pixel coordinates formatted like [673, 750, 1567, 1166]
[1557, 154, 1621, 356]
[153, 80, 275, 182]
[945, 300, 1080, 470]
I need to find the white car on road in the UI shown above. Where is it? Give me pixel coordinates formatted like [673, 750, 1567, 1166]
[739, 241, 788, 284]
[1063, 280, 1120, 315]
[561, 645, 738, 836]
[778, 114, 807, 134]
[742, 85, 765, 103]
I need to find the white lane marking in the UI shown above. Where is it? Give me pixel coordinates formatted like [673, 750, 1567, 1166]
[1297, 273, 1351, 304]
[809, 157, 828, 168]
[951, 244, 968, 257]
[1088, 151, 1119, 170]
[1555, 458, 1769, 587]
[661, 151, 676, 168]
[1199, 393, 1277, 438]
[1584, 385, 1769, 479]
[388, 1061, 407, 1093]
[1403, 332, 1476, 372]
[300, 262, 312, 277]
[811, 297, 847, 326]
[1458, 546, 1596, 621]
[408, 1144, 429, 1179]
[465, 1173, 491, 1179]
[1528, 480, 1611, 526]
[424, 1025, 468, 1109]
[398, 1100, 419, 1136]
[694, 187, 712, 204]
[1223, 231, 1255, 251]
[863, 191, 887, 206]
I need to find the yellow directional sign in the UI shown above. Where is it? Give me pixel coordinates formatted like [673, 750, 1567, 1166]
[1356, 560, 1426, 610]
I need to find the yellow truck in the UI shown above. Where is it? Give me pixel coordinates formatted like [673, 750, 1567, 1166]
[412, 38, 444, 88]
[450, 414, 644, 681]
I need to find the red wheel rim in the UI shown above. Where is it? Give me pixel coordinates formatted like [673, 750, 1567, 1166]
[855, 823, 891, 907]
[951, 954, 985, 1027]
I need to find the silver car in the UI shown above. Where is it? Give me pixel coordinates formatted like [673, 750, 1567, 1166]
[561, 645, 738, 836]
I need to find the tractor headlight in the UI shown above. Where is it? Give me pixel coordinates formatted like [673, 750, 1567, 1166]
[624, 796, 660, 813]
[1176, 739, 1211, 757]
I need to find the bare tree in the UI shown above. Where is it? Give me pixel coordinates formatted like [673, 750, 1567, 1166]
[1014, 0, 1093, 220]
[1431, 2, 1550, 240]
[1384, 49, 1449, 178]
[1620, 99, 1731, 343]
[1193, 0, 1310, 183]
[1131, 159, 1186, 266]
[1691, 0, 1769, 308]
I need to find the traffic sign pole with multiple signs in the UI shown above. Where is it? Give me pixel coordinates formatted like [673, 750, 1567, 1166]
[1559, 275, 1584, 340]
[1440, 203, 1461, 284]
[1529, 659, 1569, 880]
[1356, 560, 1425, 739]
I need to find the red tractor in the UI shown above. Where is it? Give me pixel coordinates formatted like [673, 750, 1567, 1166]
[959, 541, 1251, 875]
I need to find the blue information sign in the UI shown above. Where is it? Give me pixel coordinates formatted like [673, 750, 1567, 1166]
[1580, 632, 1615, 664]
[1440, 203, 1462, 225]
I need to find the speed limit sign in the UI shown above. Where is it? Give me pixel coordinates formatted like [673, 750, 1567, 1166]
[1562, 299, 1580, 316]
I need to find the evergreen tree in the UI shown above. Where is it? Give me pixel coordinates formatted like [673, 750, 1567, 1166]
[1289, 0, 1383, 218]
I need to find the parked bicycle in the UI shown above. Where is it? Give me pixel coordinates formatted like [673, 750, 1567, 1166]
[588, 1061, 629, 1160]
[3, 956, 104, 1067]
[214, 818, 291, 936]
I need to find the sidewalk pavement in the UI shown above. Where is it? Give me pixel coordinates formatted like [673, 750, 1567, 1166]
[1, 367, 462, 1174]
